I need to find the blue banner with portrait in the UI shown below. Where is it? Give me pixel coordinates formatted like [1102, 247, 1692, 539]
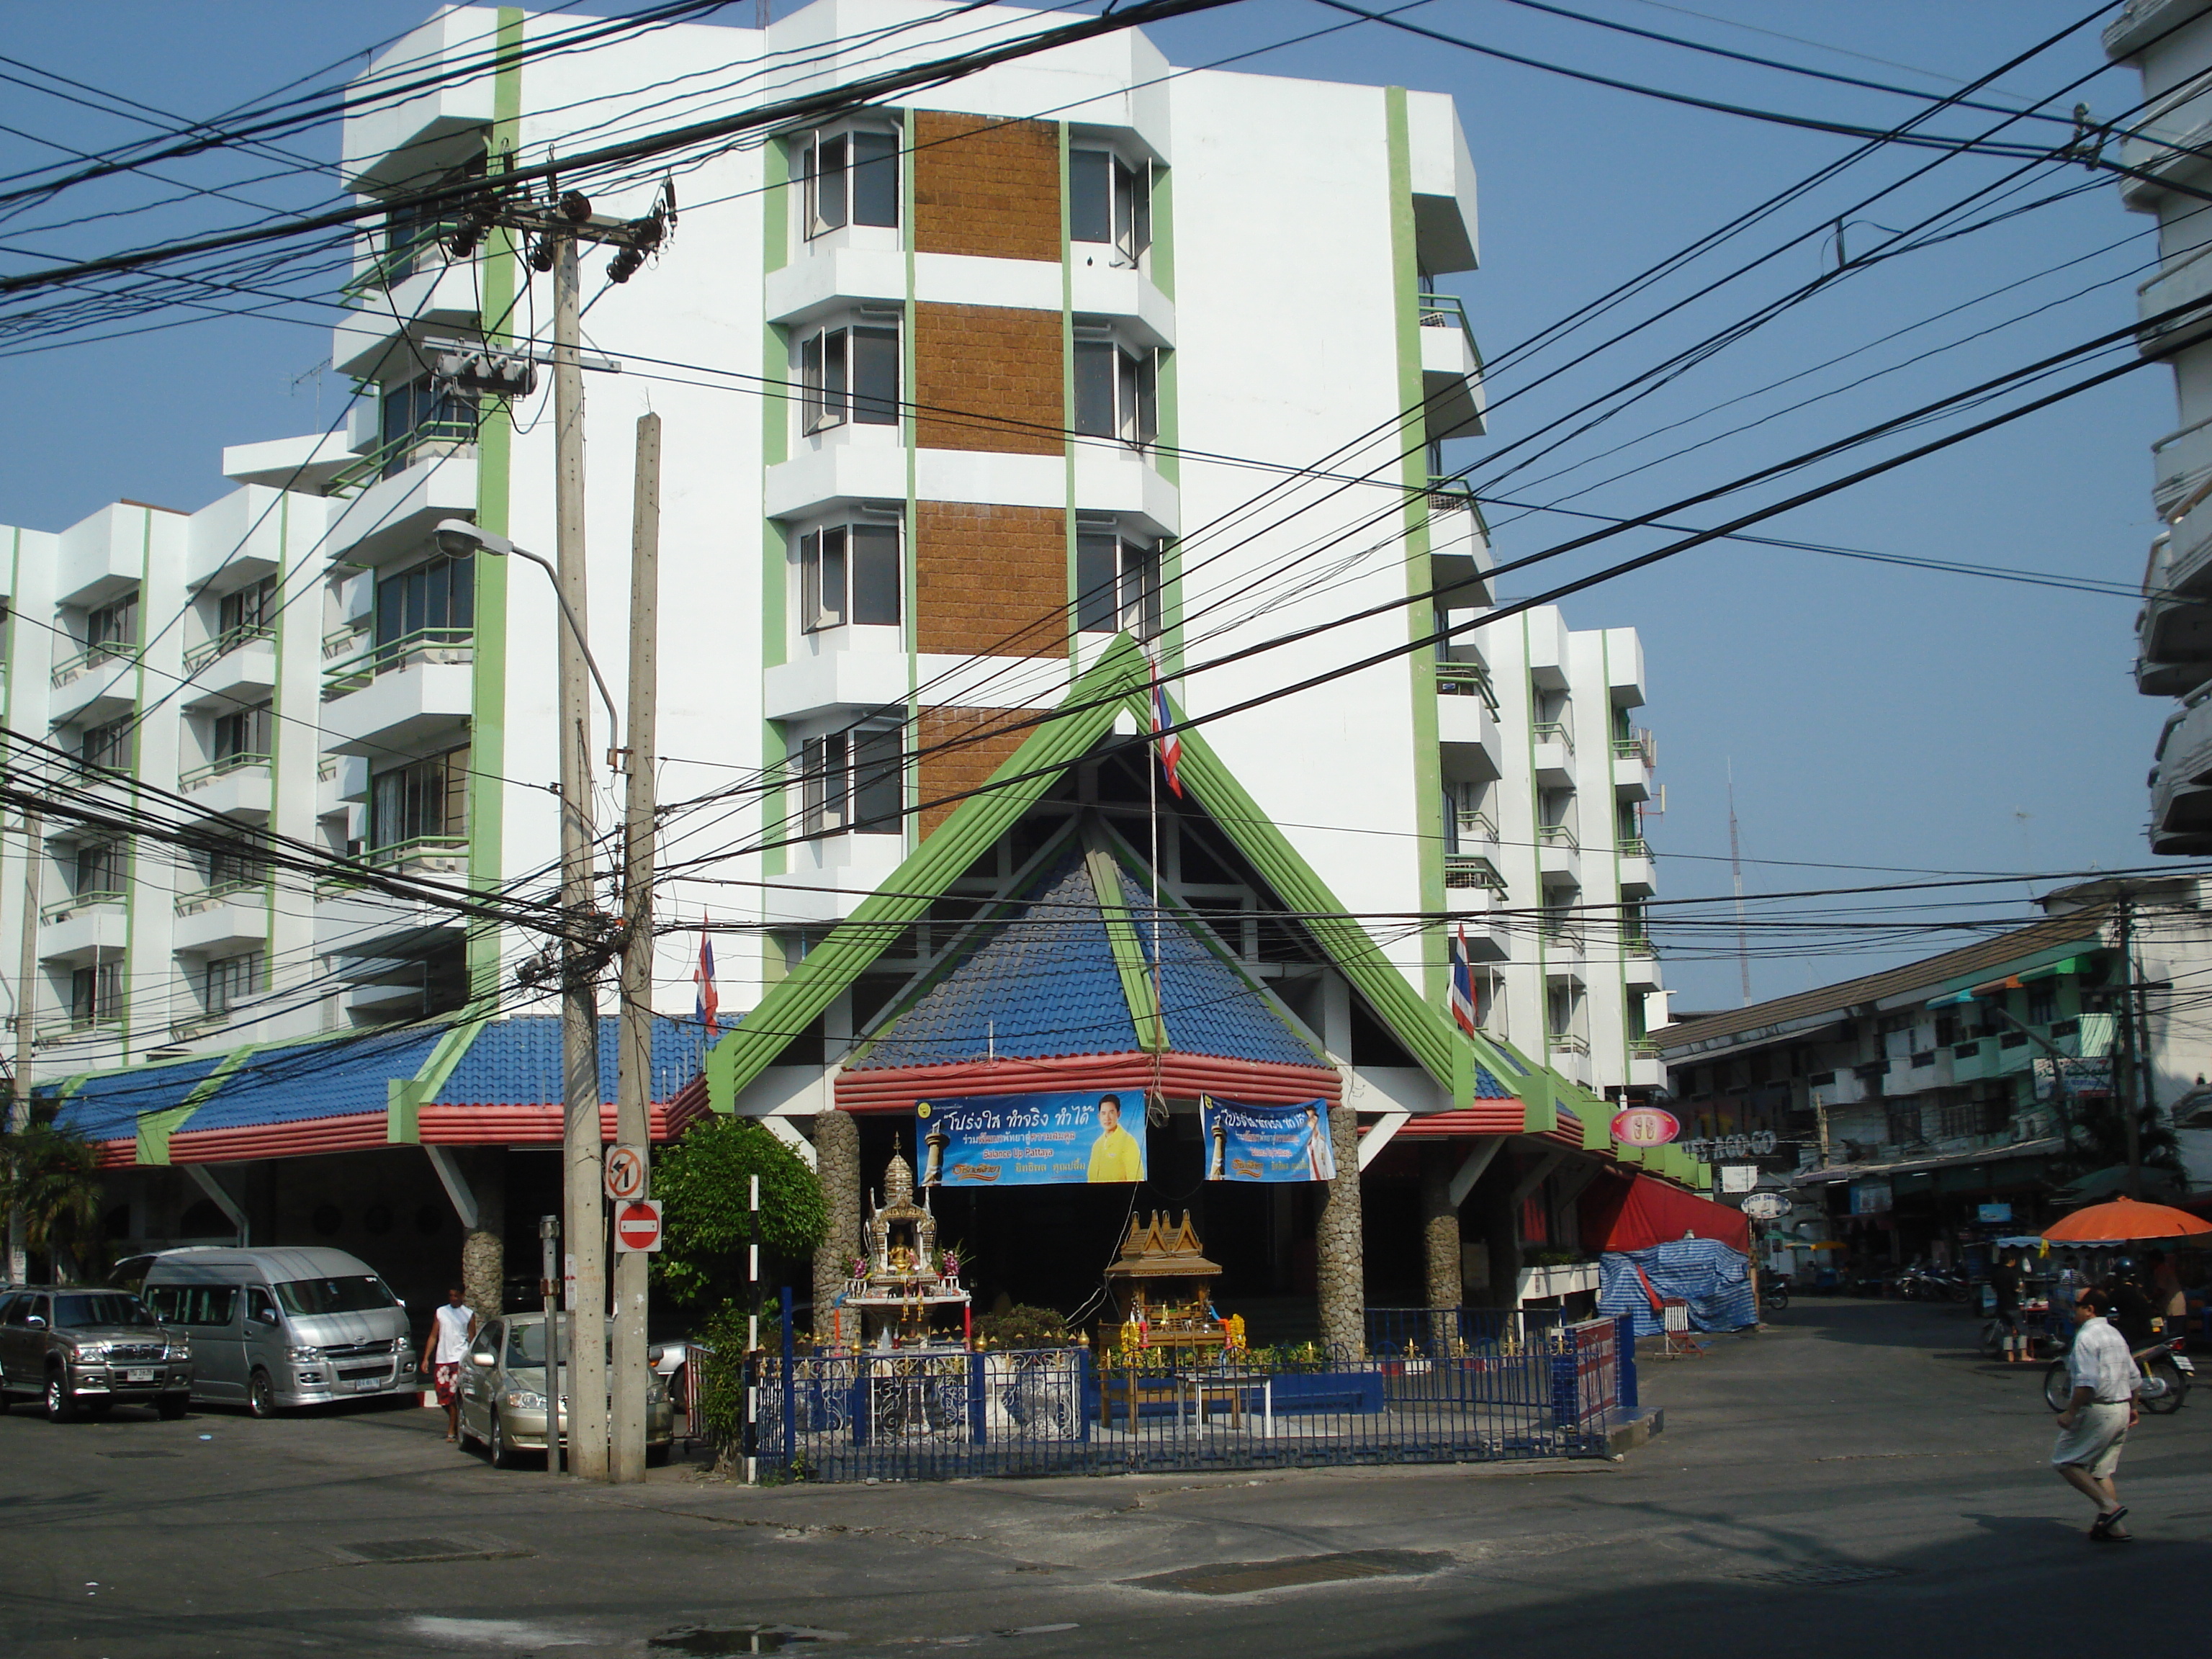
[1200, 1096, 1336, 1182]
[915, 1091, 1148, 1187]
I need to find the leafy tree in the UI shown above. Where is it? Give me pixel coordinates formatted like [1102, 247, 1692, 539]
[0, 1114, 102, 1282]
[650, 1116, 826, 1309]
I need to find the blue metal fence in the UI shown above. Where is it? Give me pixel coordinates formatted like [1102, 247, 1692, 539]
[748, 1313, 1633, 1483]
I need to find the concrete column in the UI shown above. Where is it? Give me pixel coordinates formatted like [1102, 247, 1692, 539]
[461, 1148, 506, 1323]
[1316, 1103, 1365, 1357]
[1420, 1148, 1460, 1310]
[811, 1107, 861, 1340]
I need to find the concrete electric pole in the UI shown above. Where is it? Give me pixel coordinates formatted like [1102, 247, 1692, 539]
[8, 807, 40, 1282]
[610, 413, 660, 1483]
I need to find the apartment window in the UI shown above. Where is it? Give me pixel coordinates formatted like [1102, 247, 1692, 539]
[203, 952, 264, 1017]
[378, 375, 476, 475]
[801, 127, 899, 236]
[799, 322, 900, 432]
[1075, 530, 1161, 637]
[800, 523, 902, 631]
[2026, 982, 2059, 1025]
[369, 747, 469, 854]
[70, 961, 122, 1025]
[1616, 801, 1640, 844]
[1073, 336, 1157, 447]
[800, 727, 903, 837]
[206, 841, 266, 891]
[86, 592, 139, 659]
[1070, 148, 1151, 263]
[81, 717, 132, 774]
[217, 577, 276, 642]
[374, 552, 473, 667]
[73, 841, 125, 898]
[211, 701, 273, 765]
[1884, 1106, 1921, 1146]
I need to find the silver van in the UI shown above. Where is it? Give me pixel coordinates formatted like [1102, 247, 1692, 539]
[141, 1246, 415, 1417]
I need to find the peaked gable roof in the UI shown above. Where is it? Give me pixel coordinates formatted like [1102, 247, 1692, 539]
[704, 636, 1576, 1130]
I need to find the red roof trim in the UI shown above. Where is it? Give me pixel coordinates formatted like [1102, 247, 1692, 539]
[834, 1051, 1339, 1115]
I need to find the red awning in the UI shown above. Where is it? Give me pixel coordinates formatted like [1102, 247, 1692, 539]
[1580, 1171, 1750, 1254]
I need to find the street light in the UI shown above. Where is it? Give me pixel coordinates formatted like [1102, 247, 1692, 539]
[434, 518, 623, 771]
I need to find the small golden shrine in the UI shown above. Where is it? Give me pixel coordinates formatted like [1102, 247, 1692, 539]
[841, 1151, 970, 1349]
[1103, 1212, 1244, 1358]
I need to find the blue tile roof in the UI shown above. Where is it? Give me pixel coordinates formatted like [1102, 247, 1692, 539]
[434, 1014, 708, 1107]
[1115, 870, 1321, 1067]
[184, 1025, 446, 1132]
[1475, 1066, 1511, 1100]
[853, 853, 1142, 1069]
[53, 1054, 229, 1142]
[853, 853, 1326, 1072]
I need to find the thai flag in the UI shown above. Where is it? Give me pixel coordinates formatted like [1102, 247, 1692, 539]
[1148, 657, 1183, 799]
[1448, 927, 1479, 1038]
[694, 920, 719, 1040]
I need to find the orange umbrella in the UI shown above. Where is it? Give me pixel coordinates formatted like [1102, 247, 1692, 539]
[2041, 1196, 2212, 1244]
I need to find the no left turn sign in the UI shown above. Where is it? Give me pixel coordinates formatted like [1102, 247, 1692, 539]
[604, 1143, 647, 1203]
[614, 1199, 663, 1254]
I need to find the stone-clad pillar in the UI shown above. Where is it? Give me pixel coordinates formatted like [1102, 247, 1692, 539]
[1421, 1148, 1460, 1310]
[461, 1148, 506, 1323]
[1316, 1103, 1365, 1357]
[811, 1107, 861, 1341]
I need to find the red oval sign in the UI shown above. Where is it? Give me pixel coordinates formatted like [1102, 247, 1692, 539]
[615, 1200, 662, 1251]
[1611, 1106, 1681, 1147]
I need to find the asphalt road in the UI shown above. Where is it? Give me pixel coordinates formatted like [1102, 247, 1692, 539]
[4, 1298, 2206, 1658]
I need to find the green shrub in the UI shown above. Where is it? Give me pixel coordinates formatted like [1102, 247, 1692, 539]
[651, 1118, 827, 1309]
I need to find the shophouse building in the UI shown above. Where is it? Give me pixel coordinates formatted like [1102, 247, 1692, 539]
[7, 0, 1681, 1333]
[1660, 876, 2212, 1272]
[2106, 0, 2212, 850]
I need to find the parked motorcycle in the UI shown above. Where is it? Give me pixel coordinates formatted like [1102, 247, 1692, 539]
[1761, 1278, 1791, 1313]
[2042, 1335, 2194, 1415]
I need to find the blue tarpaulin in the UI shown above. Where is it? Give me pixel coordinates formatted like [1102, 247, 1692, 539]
[1599, 1238, 1758, 1336]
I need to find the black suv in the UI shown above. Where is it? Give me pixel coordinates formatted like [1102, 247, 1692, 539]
[0, 1287, 192, 1421]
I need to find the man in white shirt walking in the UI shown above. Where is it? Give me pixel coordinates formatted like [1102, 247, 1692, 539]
[429, 1285, 477, 1443]
[2052, 1287, 2139, 1541]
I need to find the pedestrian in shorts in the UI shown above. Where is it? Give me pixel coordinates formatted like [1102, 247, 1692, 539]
[2052, 1287, 2139, 1542]
[429, 1285, 476, 1442]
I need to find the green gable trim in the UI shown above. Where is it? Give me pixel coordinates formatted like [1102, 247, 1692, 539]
[1930, 932, 2103, 1000]
[388, 1018, 490, 1143]
[138, 1047, 263, 1166]
[707, 639, 1148, 1112]
[1083, 831, 1166, 1052]
[703, 636, 1586, 1127]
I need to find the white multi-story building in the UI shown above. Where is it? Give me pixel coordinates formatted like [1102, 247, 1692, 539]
[3, 1, 1675, 1318]
[2110, 1, 2212, 849]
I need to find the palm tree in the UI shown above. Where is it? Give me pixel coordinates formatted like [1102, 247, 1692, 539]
[0, 1115, 102, 1282]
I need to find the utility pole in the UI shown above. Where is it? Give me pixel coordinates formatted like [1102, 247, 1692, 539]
[8, 808, 40, 1282]
[552, 227, 610, 1482]
[610, 413, 660, 1484]
[2116, 894, 2144, 1201]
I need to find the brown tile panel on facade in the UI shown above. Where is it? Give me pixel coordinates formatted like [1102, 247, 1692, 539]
[915, 704, 1039, 836]
[912, 302, 1065, 454]
[914, 501, 1069, 659]
[912, 111, 1061, 261]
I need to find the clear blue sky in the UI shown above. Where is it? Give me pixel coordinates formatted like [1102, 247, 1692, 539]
[0, 1, 2170, 1010]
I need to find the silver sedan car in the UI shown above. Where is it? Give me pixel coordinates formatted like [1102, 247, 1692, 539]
[454, 1312, 674, 1468]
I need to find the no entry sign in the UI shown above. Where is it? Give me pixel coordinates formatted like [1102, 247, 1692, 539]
[613, 1199, 663, 1254]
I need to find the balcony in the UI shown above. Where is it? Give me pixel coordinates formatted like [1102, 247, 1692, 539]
[1539, 922, 1585, 979]
[1538, 824, 1578, 884]
[172, 884, 268, 955]
[1624, 935, 1661, 990]
[2152, 690, 2212, 854]
[177, 752, 273, 822]
[1435, 657, 1497, 710]
[1437, 688, 1501, 782]
[1444, 853, 1505, 894]
[1452, 809, 1499, 849]
[2154, 415, 2212, 521]
[1617, 837, 1655, 897]
[323, 449, 476, 569]
[320, 629, 474, 757]
[179, 631, 278, 711]
[1532, 721, 1573, 787]
[48, 644, 138, 727]
[314, 841, 470, 958]
[332, 259, 479, 379]
[1417, 293, 1485, 440]
[35, 1014, 123, 1049]
[39, 891, 125, 966]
